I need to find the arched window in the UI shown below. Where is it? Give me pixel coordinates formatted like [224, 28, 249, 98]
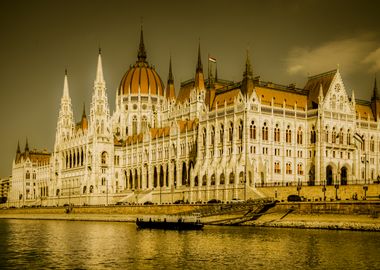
[250, 121, 256, 139]
[26, 171, 30, 179]
[229, 122, 234, 142]
[220, 174, 225, 185]
[211, 174, 216, 185]
[132, 115, 137, 135]
[297, 127, 303, 145]
[219, 124, 224, 145]
[332, 128, 336, 144]
[274, 124, 280, 142]
[229, 172, 234, 184]
[141, 115, 147, 133]
[101, 152, 107, 165]
[238, 120, 243, 140]
[297, 163, 304, 175]
[325, 126, 329, 143]
[339, 129, 344, 144]
[347, 130, 351, 145]
[310, 126, 316, 144]
[202, 175, 207, 186]
[370, 136, 375, 152]
[286, 163, 292, 174]
[286, 125, 292, 144]
[274, 162, 281, 174]
[262, 122, 268, 141]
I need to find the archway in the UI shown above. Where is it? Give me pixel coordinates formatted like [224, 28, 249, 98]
[341, 167, 347, 185]
[326, 165, 333, 185]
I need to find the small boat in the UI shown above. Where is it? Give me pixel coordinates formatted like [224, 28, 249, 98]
[136, 216, 204, 230]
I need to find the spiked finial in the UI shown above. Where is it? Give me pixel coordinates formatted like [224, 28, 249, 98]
[196, 41, 203, 73]
[16, 140, 20, 154]
[95, 49, 104, 83]
[63, 69, 69, 98]
[243, 50, 253, 79]
[137, 24, 147, 62]
[168, 56, 174, 83]
[25, 137, 29, 152]
[215, 64, 218, 81]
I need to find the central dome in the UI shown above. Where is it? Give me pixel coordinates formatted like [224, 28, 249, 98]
[118, 28, 164, 97]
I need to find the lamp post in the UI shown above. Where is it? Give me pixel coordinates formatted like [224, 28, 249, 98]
[334, 184, 339, 200]
[363, 185, 368, 200]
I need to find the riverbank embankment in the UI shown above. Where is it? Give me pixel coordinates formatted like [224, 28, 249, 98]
[0, 201, 379, 231]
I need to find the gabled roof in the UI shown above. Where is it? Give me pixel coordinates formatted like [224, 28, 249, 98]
[210, 89, 241, 110]
[356, 100, 375, 121]
[304, 69, 337, 107]
[256, 86, 307, 110]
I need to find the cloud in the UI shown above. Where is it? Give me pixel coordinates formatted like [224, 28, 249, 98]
[362, 47, 380, 73]
[285, 35, 377, 76]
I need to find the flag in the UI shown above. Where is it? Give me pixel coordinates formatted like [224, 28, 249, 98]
[208, 56, 216, 63]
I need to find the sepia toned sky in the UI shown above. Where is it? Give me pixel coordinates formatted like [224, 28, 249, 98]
[0, 0, 380, 177]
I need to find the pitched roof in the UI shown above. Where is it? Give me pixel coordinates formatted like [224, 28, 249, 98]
[256, 86, 307, 110]
[210, 89, 241, 110]
[355, 100, 375, 121]
[304, 69, 337, 107]
[177, 119, 198, 133]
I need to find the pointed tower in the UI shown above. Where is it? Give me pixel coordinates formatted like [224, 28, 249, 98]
[15, 141, 21, 163]
[370, 76, 380, 121]
[194, 42, 205, 91]
[241, 50, 254, 97]
[25, 137, 30, 157]
[166, 57, 176, 100]
[89, 49, 111, 138]
[137, 25, 147, 63]
[55, 70, 75, 148]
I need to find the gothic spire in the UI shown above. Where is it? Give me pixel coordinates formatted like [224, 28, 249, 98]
[243, 50, 253, 79]
[168, 56, 174, 84]
[196, 41, 203, 73]
[63, 69, 69, 99]
[25, 137, 29, 152]
[166, 57, 176, 100]
[137, 25, 147, 62]
[82, 102, 86, 118]
[95, 49, 105, 84]
[215, 64, 218, 81]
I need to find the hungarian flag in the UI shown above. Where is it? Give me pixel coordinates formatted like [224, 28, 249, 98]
[208, 56, 216, 63]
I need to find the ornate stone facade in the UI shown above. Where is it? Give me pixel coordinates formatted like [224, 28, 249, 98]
[8, 30, 380, 206]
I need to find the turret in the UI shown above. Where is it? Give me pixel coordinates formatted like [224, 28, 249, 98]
[241, 50, 254, 97]
[166, 57, 176, 100]
[54, 70, 75, 148]
[89, 49, 111, 138]
[370, 76, 380, 121]
[194, 42, 205, 91]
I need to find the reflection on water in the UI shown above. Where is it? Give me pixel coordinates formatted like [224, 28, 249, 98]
[0, 219, 379, 269]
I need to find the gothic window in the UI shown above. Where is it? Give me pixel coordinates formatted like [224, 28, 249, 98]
[340, 96, 344, 110]
[262, 122, 269, 141]
[286, 163, 292, 174]
[229, 172, 234, 184]
[220, 174, 225, 185]
[26, 171, 30, 179]
[310, 126, 316, 144]
[297, 127, 303, 145]
[101, 152, 107, 165]
[141, 116, 147, 133]
[211, 126, 215, 146]
[250, 121, 256, 139]
[229, 122, 234, 142]
[339, 129, 344, 144]
[347, 130, 351, 145]
[211, 174, 216, 185]
[132, 115, 137, 135]
[297, 163, 304, 175]
[332, 128, 336, 144]
[286, 125, 292, 143]
[274, 124, 280, 143]
[238, 120, 243, 140]
[370, 137, 375, 152]
[274, 162, 281, 174]
[325, 126, 329, 143]
[101, 177, 106, 186]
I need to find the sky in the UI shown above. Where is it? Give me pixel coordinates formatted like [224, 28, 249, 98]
[0, 0, 380, 177]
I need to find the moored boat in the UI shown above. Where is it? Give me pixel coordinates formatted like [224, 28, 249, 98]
[136, 216, 204, 230]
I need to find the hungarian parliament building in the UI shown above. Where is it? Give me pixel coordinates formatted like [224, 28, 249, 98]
[8, 29, 380, 206]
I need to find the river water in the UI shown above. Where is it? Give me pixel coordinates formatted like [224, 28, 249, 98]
[0, 219, 379, 269]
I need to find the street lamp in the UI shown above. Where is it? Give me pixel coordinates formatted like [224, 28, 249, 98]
[322, 185, 326, 201]
[363, 185, 368, 200]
